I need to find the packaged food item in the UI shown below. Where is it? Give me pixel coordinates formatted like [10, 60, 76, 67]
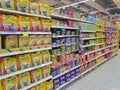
[30, 1, 39, 14]
[0, 56, 17, 75]
[30, 51, 42, 66]
[39, 3, 50, 16]
[3, 35, 18, 49]
[18, 15, 30, 32]
[50, 7, 60, 15]
[17, 0, 29, 13]
[44, 65, 50, 77]
[44, 35, 52, 48]
[1, 0, 16, 10]
[0, 35, 1, 49]
[30, 17, 41, 32]
[17, 53, 31, 70]
[42, 19, 51, 32]
[30, 68, 42, 83]
[29, 35, 38, 47]
[18, 72, 31, 88]
[37, 35, 45, 48]
[18, 35, 30, 49]
[46, 79, 53, 90]
[36, 82, 46, 90]
[29, 87, 36, 90]
[1, 14, 18, 32]
[41, 50, 51, 63]
[3, 76, 18, 90]
[0, 80, 3, 90]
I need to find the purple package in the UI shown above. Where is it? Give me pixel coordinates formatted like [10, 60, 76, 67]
[60, 75, 66, 85]
[51, 68, 57, 77]
[54, 77, 60, 89]
[65, 72, 71, 82]
[70, 70, 76, 79]
[75, 67, 80, 76]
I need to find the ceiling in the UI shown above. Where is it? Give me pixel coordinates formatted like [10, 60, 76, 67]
[40, 0, 120, 21]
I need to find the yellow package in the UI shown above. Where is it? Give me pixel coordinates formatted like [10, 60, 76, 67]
[17, 0, 29, 13]
[44, 35, 52, 48]
[3, 76, 18, 90]
[17, 53, 31, 70]
[31, 52, 42, 66]
[1, 0, 15, 10]
[44, 65, 50, 78]
[0, 35, 1, 49]
[0, 80, 3, 90]
[18, 72, 31, 88]
[50, 7, 60, 15]
[30, 17, 41, 32]
[18, 35, 30, 48]
[40, 3, 50, 16]
[3, 35, 18, 49]
[30, 68, 42, 83]
[42, 19, 51, 32]
[36, 82, 46, 90]
[18, 16, 30, 32]
[37, 35, 45, 48]
[29, 87, 36, 90]
[2, 56, 17, 75]
[2, 14, 18, 32]
[30, 1, 39, 14]
[41, 50, 50, 63]
[29, 35, 38, 47]
[46, 80, 53, 90]
[0, 49, 9, 54]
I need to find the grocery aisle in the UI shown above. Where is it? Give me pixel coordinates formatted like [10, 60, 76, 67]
[62, 53, 120, 90]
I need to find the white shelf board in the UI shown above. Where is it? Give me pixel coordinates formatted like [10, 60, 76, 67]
[84, 50, 96, 55]
[53, 65, 80, 79]
[82, 44, 96, 48]
[0, 32, 52, 35]
[0, 62, 52, 80]
[82, 30, 96, 32]
[82, 37, 96, 40]
[0, 47, 52, 57]
[96, 37, 105, 39]
[20, 75, 52, 90]
[51, 26, 79, 30]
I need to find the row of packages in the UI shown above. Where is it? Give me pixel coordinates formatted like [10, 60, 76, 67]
[0, 14, 51, 32]
[0, 0, 50, 16]
[0, 68, 51, 90]
[0, 50, 50, 75]
[0, 34, 51, 50]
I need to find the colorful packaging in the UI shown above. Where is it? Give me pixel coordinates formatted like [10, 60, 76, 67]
[0, 35, 1, 49]
[3, 35, 18, 49]
[1, 56, 17, 75]
[36, 82, 46, 90]
[30, 17, 41, 32]
[1, 0, 16, 10]
[17, 0, 29, 13]
[17, 53, 31, 70]
[0, 80, 3, 90]
[44, 35, 51, 48]
[1, 14, 18, 32]
[30, 1, 39, 14]
[29, 87, 36, 90]
[46, 80, 53, 90]
[37, 35, 45, 48]
[42, 19, 51, 32]
[29, 35, 38, 47]
[18, 72, 31, 88]
[41, 50, 51, 63]
[18, 35, 30, 48]
[30, 68, 42, 83]
[18, 15, 30, 32]
[3, 76, 18, 90]
[30, 52, 42, 66]
[44, 65, 50, 77]
[39, 3, 50, 16]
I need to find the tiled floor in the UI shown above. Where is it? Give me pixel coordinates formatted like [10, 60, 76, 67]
[62, 53, 120, 90]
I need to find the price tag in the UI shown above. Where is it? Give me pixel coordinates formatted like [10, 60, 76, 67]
[22, 32, 28, 36]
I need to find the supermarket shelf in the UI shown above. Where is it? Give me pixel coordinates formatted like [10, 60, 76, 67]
[20, 75, 52, 90]
[0, 62, 52, 80]
[96, 30, 105, 32]
[96, 47, 106, 52]
[52, 35, 79, 38]
[82, 37, 96, 40]
[96, 37, 105, 39]
[55, 75, 80, 90]
[82, 44, 96, 48]
[84, 50, 96, 55]
[82, 30, 96, 32]
[96, 43, 105, 46]
[0, 32, 52, 35]
[51, 26, 79, 30]
[53, 65, 80, 79]
[0, 8, 51, 19]
[0, 47, 52, 57]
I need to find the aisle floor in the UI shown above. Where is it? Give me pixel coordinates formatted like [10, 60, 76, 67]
[62, 53, 120, 90]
